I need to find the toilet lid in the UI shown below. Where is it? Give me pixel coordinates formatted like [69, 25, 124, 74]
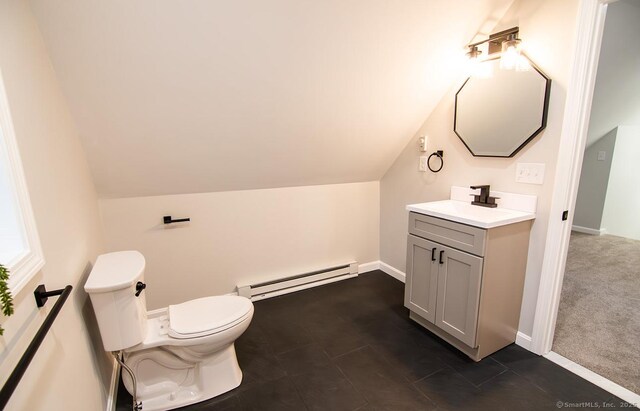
[168, 295, 253, 339]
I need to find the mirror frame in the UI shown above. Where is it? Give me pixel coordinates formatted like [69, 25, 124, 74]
[453, 55, 552, 158]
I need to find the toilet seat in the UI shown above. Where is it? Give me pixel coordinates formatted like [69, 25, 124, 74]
[168, 296, 253, 339]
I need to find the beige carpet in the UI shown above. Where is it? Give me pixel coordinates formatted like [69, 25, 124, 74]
[553, 232, 640, 394]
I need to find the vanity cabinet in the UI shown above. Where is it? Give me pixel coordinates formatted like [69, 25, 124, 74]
[405, 211, 532, 361]
[406, 235, 483, 347]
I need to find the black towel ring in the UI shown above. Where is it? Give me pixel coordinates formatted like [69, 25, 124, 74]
[427, 151, 444, 173]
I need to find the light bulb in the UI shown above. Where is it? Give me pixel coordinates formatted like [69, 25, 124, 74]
[465, 46, 492, 78]
[500, 36, 522, 70]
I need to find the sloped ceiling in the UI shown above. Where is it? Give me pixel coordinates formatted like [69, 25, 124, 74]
[587, 0, 640, 147]
[30, 0, 510, 198]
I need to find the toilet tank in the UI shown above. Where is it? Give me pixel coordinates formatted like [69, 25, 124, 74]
[84, 251, 148, 352]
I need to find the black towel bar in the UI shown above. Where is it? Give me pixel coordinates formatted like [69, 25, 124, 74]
[0, 284, 72, 410]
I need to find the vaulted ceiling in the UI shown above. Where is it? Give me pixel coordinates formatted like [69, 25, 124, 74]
[30, 0, 511, 198]
[587, 0, 640, 147]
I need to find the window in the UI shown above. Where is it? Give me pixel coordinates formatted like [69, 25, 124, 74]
[0, 70, 44, 295]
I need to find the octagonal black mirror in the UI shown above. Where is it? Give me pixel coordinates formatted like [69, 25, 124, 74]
[454, 56, 551, 157]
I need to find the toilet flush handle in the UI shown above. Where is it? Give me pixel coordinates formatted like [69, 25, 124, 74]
[135, 281, 146, 297]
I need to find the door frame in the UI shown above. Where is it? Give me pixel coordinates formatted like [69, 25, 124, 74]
[530, 0, 616, 355]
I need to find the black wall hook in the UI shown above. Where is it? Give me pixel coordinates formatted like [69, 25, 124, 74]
[163, 215, 190, 224]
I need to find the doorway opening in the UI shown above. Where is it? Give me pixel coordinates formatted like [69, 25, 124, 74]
[553, 0, 640, 397]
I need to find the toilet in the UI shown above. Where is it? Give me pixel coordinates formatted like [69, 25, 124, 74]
[84, 251, 253, 411]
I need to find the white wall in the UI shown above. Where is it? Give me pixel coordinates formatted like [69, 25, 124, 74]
[0, 1, 108, 410]
[585, 0, 640, 147]
[99, 182, 379, 309]
[601, 126, 640, 240]
[572, 128, 617, 232]
[380, 0, 580, 337]
[573, 0, 640, 235]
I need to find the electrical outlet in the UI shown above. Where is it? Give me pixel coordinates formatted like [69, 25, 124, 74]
[516, 163, 545, 184]
[419, 156, 428, 172]
[597, 151, 606, 161]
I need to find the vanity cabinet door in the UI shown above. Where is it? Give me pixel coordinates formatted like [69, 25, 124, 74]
[404, 235, 439, 323]
[435, 245, 483, 347]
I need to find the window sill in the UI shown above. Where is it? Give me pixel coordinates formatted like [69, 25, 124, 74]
[6, 249, 45, 296]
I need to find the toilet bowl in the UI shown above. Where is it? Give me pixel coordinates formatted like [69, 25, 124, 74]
[84, 251, 254, 411]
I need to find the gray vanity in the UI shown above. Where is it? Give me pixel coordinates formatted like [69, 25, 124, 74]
[404, 187, 536, 361]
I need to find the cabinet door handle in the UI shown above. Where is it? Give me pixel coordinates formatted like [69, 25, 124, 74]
[431, 248, 437, 261]
[439, 250, 444, 264]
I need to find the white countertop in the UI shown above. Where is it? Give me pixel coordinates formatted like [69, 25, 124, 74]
[406, 199, 535, 229]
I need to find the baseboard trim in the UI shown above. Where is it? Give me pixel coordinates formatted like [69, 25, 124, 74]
[515, 331, 533, 351]
[545, 352, 640, 407]
[358, 261, 380, 273]
[379, 261, 406, 283]
[572, 225, 605, 235]
[106, 357, 120, 411]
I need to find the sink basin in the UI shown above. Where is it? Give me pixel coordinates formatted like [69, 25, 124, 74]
[406, 200, 535, 229]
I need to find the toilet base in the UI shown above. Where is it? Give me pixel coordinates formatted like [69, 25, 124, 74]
[122, 343, 243, 411]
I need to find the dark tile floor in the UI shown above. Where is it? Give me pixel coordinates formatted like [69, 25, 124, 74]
[117, 271, 629, 410]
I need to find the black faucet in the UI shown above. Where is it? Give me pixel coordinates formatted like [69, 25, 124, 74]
[470, 185, 498, 208]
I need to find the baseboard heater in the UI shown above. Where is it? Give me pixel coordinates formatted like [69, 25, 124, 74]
[237, 262, 358, 301]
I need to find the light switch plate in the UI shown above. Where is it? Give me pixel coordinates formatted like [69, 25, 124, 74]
[419, 156, 428, 172]
[516, 163, 545, 185]
[597, 151, 606, 161]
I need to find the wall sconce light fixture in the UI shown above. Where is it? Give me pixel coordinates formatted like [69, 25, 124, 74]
[465, 44, 493, 78]
[500, 33, 522, 69]
[466, 45, 482, 60]
[466, 27, 530, 73]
